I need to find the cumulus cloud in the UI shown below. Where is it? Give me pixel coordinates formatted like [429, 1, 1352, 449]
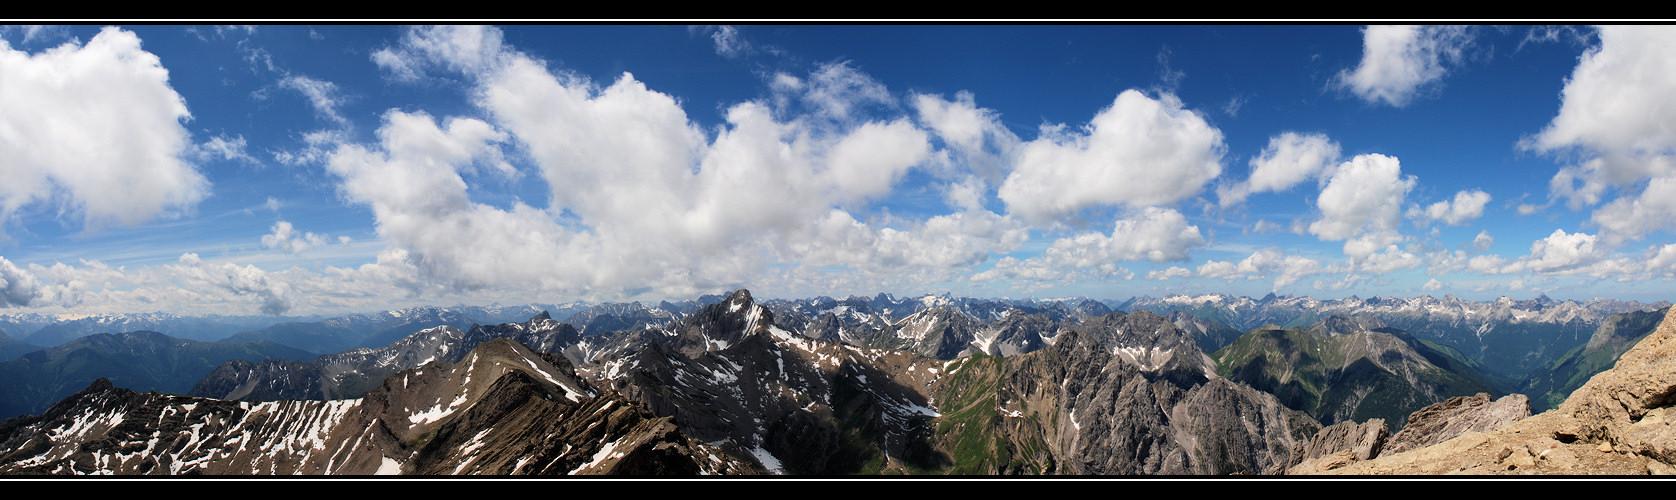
[1336, 25, 1473, 107]
[1528, 26, 1676, 241]
[1309, 154, 1416, 244]
[0, 27, 210, 231]
[998, 89, 1225, 223]
[1508, 229, 1603, 273]
[372, 25, 509, 82]
[170, 253, 294, 315]
[913, 91, 1021, 184]
[324, 27, 1049, 301]
[1472, 230, 1494, 250]
[1588, 174, 1676, 244]
[1408, 189, 1491, 226]
[792, 209, 1028, 274]
[1218, 132, 1341, 207]
[1043, 207, 1207, 265]
[261, 221, 329, 254]
[1196, 249, 1322, 288]
[1356, 245, 1422, 274]
[0, 256, 42, 307]
[1146, 266, 1193, 280]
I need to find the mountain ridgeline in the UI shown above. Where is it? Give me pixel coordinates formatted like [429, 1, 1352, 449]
[0, 290, 1666, 475]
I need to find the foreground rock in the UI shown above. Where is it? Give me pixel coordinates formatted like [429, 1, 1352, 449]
[1313, 305, 1676, 475]
[1285, 419, 1387, 474]
[1382, 393, 1530, 456]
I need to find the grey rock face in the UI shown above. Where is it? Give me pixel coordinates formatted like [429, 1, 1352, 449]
[1285, 419, 1388, 474]
[936, 315, 1321, 475]
[1383, 393, 1530, 456]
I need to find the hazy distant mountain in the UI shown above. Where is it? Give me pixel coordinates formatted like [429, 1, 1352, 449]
[0, 331, 312, 419]
[1125, 293, 1668, 379]
[192, 312, 581, 402]
[0, 330, 40, 361]
[21, 314, 251, 346]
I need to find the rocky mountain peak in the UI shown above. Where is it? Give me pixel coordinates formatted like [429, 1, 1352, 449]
[723, 288, 755, 307]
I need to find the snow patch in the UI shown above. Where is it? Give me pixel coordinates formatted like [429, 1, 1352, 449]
[749, 446, 787, 475]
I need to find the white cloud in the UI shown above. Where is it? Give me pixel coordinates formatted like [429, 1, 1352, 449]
[1336, 25, 1473, 107]
[1589, 175, 1676, 243]
[1472, 230, 1494, 250]
[791, 61, 894, 122]
[1146, 266, 1193, 280]
[372, 25, 509, 82]
[1356, 245, 1422, 274]
[1218, 132, 1340, 207]
[1309, 154, 1416, 242]
[706, 25, 750, 58]
[329, 29, 1042, 300]
[196, 134, 261, 166]
[1422, 277, 1445, 291]
[261, 221, 329, 254]
[1509, 229, 1603, 273]
[793, 209, 1028, 274]
[970, 256, 1068, 283]
[998, 90, 1225, 223]
[0, 27, 210, 231]
[0, 256, 42, 307]
[1409, 189, 1490, 226]
[278, 74, 349, 126]
[1467, 254, 1508, 274]
[1042, 207, 1207, 265]
[1195, 249, 1321, 288]
[912, 91, 1020, 184]
[1528, 26, 1676, 240]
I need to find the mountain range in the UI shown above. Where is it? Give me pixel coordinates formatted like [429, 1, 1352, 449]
[0, 289, 1668, 475]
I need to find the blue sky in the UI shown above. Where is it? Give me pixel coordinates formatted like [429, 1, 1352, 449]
[0, 24, 1672, 316]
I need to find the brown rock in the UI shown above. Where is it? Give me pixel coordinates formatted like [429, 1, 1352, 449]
[1383, 393, 1530, 456]
[1285, 418, 1387, 474]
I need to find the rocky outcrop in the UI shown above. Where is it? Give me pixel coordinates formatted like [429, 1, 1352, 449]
[1383, 393, 1530, 456]
[1311, 305, 1676, 475]
[1285, 419, 1388, 474]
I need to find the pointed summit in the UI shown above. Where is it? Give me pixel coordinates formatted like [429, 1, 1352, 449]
[724, 289, 755, 309]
